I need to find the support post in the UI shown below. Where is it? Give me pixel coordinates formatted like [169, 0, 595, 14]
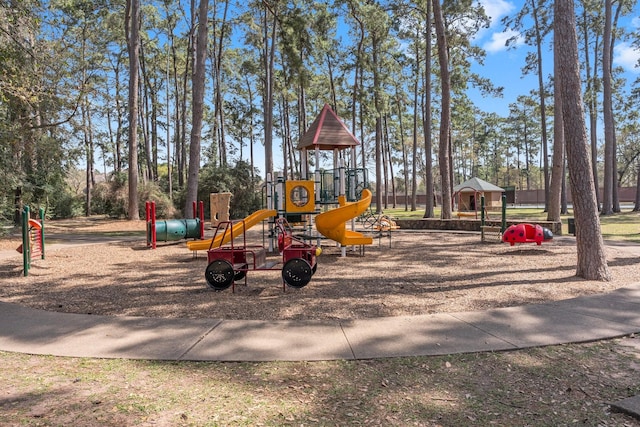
[501, 194, 507, 232]
[151, 202, 157, 249]
[39, 207, 45, 259]
[199, 200, 205, 239]
[22, 206, 29, 276]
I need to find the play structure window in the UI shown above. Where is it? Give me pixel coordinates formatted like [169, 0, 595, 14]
[290, 185, 310, 207]
[284, 180, 315, 213]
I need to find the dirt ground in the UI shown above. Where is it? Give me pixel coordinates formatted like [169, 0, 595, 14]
[1, 216, 639, 321]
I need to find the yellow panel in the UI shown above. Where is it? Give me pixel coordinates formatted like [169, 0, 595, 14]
[285, 180, 315, 213]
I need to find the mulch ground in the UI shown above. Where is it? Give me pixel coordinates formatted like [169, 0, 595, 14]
[1, 217, 639, 321]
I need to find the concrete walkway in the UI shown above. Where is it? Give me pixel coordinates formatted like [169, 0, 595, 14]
[1, 283, 639, 362]
[1, 235, 639, 362]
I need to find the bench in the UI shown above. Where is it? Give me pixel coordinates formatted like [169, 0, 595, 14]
[456, 212, 477, 219]
[481, 226, 503, 243]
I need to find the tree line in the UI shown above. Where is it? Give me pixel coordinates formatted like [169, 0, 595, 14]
[2, 0, 639, 279]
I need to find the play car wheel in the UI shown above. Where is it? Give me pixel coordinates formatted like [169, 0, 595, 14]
[234, 263, 248, 281]
[205, 259, 234, 291]
[282, 258, 313, 288]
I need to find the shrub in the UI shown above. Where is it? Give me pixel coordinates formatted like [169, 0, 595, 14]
[91, 175, 177, 219]
[138, 182, 177, 219]
[197, 161, 262, 220]
[50, 193, 84, 219]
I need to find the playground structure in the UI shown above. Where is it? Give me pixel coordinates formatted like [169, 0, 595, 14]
[315, 189, 374, 246]
[205, 216, 320, 291]
[502, 223, 554, 246]
[475, 193, 554, 245]
[191, 104, 388, 290]
[186, 209, 276, 252]
[189, 104, 376, 257]
[146, 201, 205, 249]
[266, 103, 374, 256]
[210, 192, 231, 227]
[16, 206, 45, 277]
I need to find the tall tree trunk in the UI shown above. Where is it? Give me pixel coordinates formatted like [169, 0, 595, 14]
[349, 6, 366, 173]
[374, 116, 383, 213]
[423, 0, 434, 217]
[381, 115, 388, 209]
[165, 47, 172, 200]
[125, 0, 140, 220]
[139, 49, 154, 183]
[151, 90, 158, 180]
[601, 0, 614, 215]
[581, 4, 600, 208]
[433, 0, 451, 219]
[530, 0, 550, 211]
[246, 74, 256, 180]
[327, 54, 337, 116]
[371, 29, 384, 214]
[139, 45, 153, 182]
[80, 33, 93, 217]
[403, 86, 412, 212]
[555, 0, 610, 281]
[184, 0, 209, 214]
[547, 31, 563, 223]
[610, 0, 623, 213]
[113, 59, 124, 173]
[212, 0, 229, 167]
[411, 29, 419, 212]
[177, 20, 191, 188]
[634, 161, 640, 211]
[262, 6, 277, 178]
[383, 115, 395, 208]
[561, 152, 568, 214]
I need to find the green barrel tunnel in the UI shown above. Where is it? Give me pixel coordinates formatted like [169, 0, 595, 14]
[152, 218, 202, 242]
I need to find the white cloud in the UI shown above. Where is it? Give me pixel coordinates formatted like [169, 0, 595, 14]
[476, 0, 520, 53]
[614, 42, 640, 73]
[483, 29, 522, 53]
[480, 0, 516, 27]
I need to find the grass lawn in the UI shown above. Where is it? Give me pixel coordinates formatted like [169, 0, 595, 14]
[2, 338, 640, 426]
[378, 205, 640, 243]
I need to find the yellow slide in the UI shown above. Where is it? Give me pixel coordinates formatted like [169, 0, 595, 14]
[186, 209, 277, 251]
[315, 189, 373, 246]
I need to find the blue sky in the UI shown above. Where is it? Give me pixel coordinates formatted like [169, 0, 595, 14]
[266, 1, 640, 172]
[470, 0, 640, 116]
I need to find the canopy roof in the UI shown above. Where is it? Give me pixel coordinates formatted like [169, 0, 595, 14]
[297, 103, 360, 150]
[453, 177, 505, 193]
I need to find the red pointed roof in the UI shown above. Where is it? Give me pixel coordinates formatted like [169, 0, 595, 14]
[297, 104, 360, 150]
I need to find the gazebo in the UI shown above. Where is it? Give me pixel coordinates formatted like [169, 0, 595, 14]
[453, 177, 505, 216]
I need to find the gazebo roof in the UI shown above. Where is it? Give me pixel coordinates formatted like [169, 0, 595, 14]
[453, 177, 505, 193]
[297, 104, 360, 150]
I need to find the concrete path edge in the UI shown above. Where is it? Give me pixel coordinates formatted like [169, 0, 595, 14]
[0, 282, 639, 362]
